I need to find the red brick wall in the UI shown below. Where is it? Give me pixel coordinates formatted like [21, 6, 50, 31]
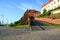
[35, 18, 60, 24]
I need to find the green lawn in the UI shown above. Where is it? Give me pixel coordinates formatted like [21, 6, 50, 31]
[38, 13, 60, 28]
[15, 25, 29, 29]
[49, 13, 60, 19]
[40, 21, 60, 28]
[8, 25, 29, 29]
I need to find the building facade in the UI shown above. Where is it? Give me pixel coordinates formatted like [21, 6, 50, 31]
[41, 0, 60, 13]
[51, 9, 60, 14]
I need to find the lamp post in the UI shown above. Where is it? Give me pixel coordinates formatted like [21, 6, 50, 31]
[1, 14, 4, 26]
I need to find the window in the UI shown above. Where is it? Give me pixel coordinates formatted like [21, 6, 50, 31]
[57, 0, 59, 2]
[54, 1, 56, 4]
[48, 6, 49, 7]
[51, 3, 53, 5]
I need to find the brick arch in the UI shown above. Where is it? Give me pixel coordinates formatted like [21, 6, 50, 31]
[29, 16, 34, 20]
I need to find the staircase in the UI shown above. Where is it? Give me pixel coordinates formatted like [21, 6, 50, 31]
[30, 19, 54, 31]
[31, 26, 41, 31]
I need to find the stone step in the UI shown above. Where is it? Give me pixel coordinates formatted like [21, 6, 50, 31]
[30, 26, 42, 31]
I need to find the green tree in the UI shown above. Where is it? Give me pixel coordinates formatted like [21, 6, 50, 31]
[9, 23, 14, 27]
[45, 10, 51, 16]
[43, 9, 47, 14]
[0, 21, 1, 26]
[13, 20, 20, 26]
[19, 20, 28, 25]
[39, 9, 51, 17]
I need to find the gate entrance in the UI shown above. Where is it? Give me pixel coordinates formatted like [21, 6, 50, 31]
[29, 16, 34, 26]
[30, 16, 34, 20]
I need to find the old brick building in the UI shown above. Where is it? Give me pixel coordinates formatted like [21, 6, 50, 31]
[21, 9, 40, 24]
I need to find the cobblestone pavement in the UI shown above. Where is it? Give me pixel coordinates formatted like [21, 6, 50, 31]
[0, 27, 60, 40]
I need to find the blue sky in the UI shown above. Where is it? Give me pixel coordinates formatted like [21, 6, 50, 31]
[0, 0, 49, 24]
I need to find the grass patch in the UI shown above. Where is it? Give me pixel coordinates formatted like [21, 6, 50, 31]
[15, 25, 29, 29]
[39, 21, 60, 28]
[49, 13, 60, 19]
[8, 25, 29, 29]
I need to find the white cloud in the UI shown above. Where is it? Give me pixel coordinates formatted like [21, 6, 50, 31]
[18, 6, 26, 11]
[18, 3, 35, 11]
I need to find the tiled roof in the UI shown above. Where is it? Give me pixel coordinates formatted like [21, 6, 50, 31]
[42, 0, 54, 8]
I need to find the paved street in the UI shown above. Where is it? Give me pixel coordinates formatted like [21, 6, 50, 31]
[0, 27, 30, 40]
[0, 19, 56, 40]
[30, 29, 60, 40]
[0, 27, 60, 40]
[30, 19, 54, 30]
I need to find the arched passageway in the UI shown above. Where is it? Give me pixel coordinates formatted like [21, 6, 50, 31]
[29, 16, 34, 26]
[29, 16, 34, 20]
